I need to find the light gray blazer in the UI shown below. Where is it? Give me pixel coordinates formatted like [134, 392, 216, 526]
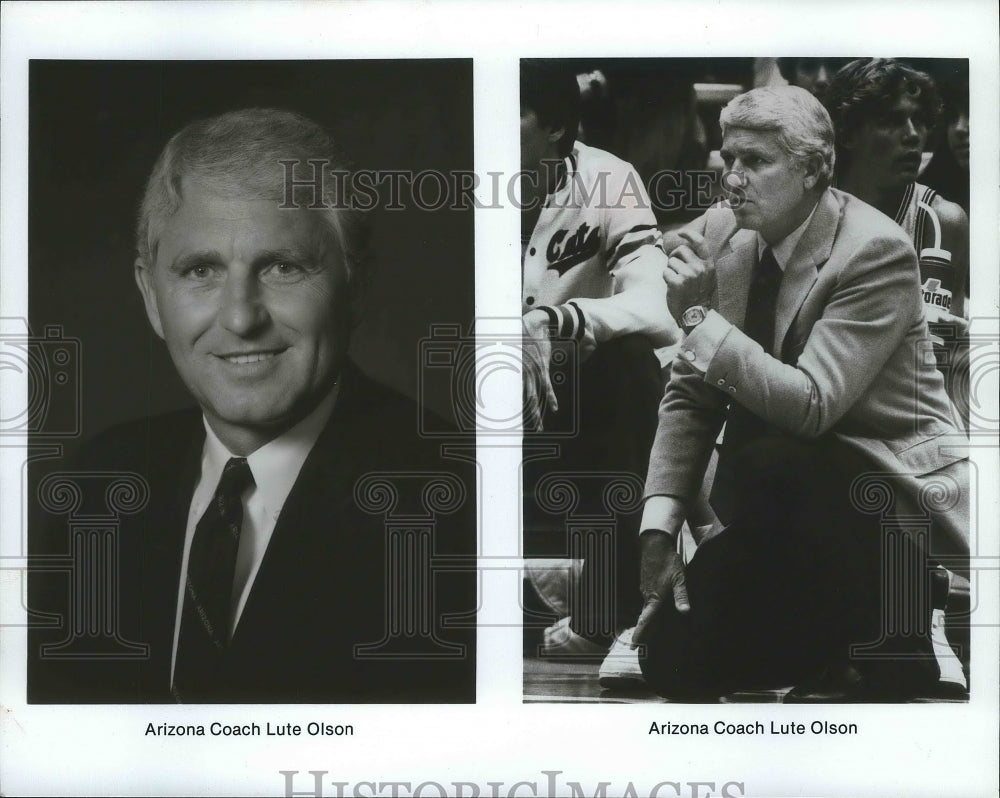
[645, 188, 969, 570]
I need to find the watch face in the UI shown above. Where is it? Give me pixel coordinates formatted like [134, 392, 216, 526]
[682, 306, 706, 326]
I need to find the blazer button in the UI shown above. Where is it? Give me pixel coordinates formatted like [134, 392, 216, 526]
[729, 386, 737, 393]
[681, 350, 695, 361]
[717, 378, 726, 386]
[529, 247, 536, 256]
[525, 296, 535, 305]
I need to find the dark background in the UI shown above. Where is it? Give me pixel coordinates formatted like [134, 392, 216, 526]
[29, 60, 474, 454]
[551, 56, 967, 225]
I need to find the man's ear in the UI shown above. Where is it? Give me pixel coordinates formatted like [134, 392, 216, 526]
[134, 258, 165, 340]
[802, 152, 825, 191]
[546, 125, 565, 147]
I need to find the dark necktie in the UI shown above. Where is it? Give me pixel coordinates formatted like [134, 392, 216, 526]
[742, 246, 782, 355]
[173, 457, 254, 700]
[712, 246, 783, 523]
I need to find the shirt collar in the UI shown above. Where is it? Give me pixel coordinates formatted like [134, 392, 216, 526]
[547, 141, 581, 198]
[757, 202, 819, 272]
[201, 382, 339, 518]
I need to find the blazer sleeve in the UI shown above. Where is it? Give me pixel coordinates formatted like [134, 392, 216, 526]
[644, 356, 729, 503]
[643, 210, 728, 503]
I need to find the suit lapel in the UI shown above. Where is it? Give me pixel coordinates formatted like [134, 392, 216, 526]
[142, 416, 204, 694]
[715, 229, 757, 328]
[774, 189, 840, 354]
[230, 366, 362, 648]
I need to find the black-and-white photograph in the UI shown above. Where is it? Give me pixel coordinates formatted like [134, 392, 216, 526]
[1, 3, 997, 797]
[521, 57, 974, 705]
[24, 59, 477, 704]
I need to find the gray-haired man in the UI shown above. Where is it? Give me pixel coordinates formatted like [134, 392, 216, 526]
[30, 109, 475, 703]
[634, 87, 968, 702]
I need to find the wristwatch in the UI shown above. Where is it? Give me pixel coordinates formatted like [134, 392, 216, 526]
[679, 305, 708, 335]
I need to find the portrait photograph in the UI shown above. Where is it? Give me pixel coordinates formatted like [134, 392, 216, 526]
[24, 58, 477, 705]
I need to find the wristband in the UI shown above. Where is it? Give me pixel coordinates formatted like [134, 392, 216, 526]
[536, 305, 560, 338]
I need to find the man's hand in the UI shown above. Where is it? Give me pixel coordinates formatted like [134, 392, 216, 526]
[631, 530, 690, 648]
[924, 305, 970, 335]
[664, 229, 716, 324]
[522, 309, 558, 432]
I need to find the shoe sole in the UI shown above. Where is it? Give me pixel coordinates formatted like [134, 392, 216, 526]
[598, 673, 646, 691]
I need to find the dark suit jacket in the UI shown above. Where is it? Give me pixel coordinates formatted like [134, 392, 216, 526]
[646, 188, 969, 568]
[29, 364, 476, 703]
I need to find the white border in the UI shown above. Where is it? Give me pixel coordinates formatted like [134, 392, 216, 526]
[2, 2, 998, 797]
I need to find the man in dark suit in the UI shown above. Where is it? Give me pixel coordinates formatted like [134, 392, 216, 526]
[634, 87, 968, 701]
[29, 109, 475, 703]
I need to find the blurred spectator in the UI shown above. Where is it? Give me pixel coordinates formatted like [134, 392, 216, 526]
[827, 57, 969, 427]
[576, 68, 616, 148]
[571, 60, 713, 225]
[777, 57, 854, 102]
[921, 64, 970, 214]
[827, 58, 968, 319]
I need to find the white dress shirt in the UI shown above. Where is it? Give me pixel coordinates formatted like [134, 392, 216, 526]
[755, 202, 818, 272]
[170, 385, 338, 683]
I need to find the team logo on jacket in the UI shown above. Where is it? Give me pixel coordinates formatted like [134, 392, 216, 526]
[546, 223, 601, 275]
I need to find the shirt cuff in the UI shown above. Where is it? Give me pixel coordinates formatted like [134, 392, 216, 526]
[640, 495, 677, 536]
[674, 309, 731, 373]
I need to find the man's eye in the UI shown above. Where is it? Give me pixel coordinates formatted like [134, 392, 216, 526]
[265, 260, 305, 279]
[184, 264, 213, 280]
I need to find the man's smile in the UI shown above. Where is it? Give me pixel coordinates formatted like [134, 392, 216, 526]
[210, 348, 291, 374]
[214, 348, 287, 365]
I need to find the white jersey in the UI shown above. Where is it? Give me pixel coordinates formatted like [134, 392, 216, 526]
[522, 141, 678, 359]
[894, 182, 938, 252]
[896, 182, 962, 315]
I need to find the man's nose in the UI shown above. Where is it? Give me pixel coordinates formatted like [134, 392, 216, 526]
[953, 112, 970, 136]
[814, 65, 830, 87]
[723, 167, 747, 193]
[219, 269, 269, 336]
[901, 118, 921, 143]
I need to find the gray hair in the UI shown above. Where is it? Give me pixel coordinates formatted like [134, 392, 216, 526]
[136, 108, 370, 287]
[720, 86, 836, 187]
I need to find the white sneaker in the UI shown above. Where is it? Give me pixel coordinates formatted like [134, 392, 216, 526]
[598, 628, 645, 689]
[540, 616, 607, 659]
[931, 608, 967, 690]
[930, 567, 967, 693]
